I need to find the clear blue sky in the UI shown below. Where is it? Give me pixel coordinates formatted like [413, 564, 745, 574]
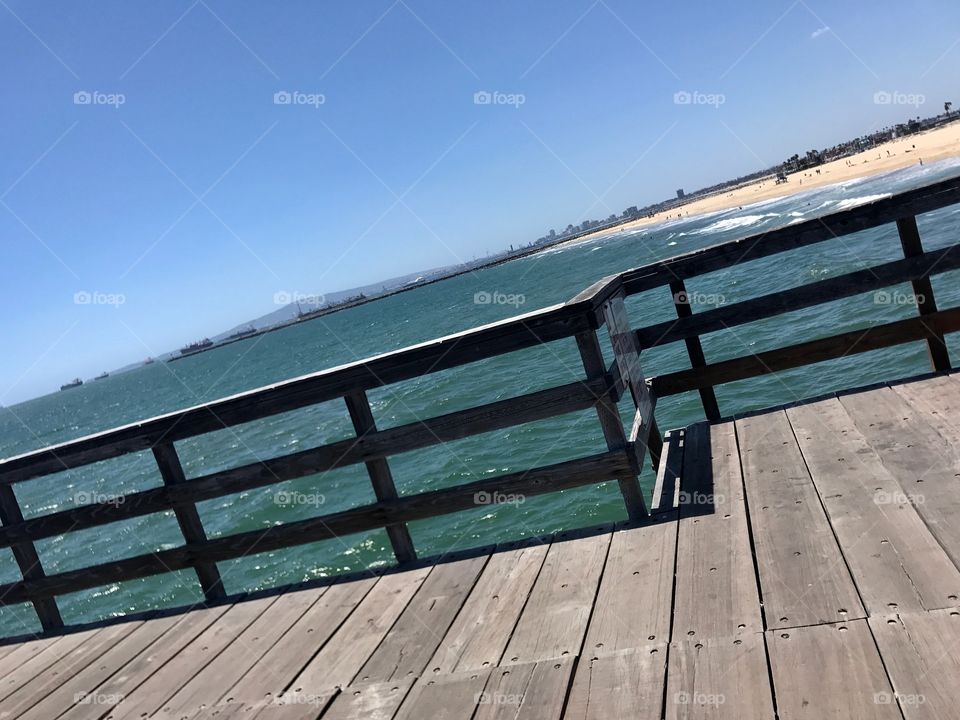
[1, 0, 958, 403]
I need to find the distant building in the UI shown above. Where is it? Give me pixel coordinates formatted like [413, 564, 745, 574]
[676, 189, 685, 199]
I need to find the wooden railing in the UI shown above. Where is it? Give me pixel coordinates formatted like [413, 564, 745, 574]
[1, 174, 959, 633]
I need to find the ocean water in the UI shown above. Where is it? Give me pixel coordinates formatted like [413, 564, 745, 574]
[2, 158, 960, 635]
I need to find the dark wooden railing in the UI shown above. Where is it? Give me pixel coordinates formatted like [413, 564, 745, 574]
[2, 174, 959, 633]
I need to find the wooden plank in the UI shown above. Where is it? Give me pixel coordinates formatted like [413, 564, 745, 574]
[0, 452, 631, 606]
[576, 329, 646, 519]
[60, 605, 230, 720]
[737, 410, 864, 629]
[667, 279, 721, 420]
[320, 681, 413, 720]
[870, 607, 960, 719]
[426, 542, 547, 675]
[665, 632, 774, 720]
[0, 378, 610, 551]
[17, 614, 183, 720]
[0, 484, 61, 630]
[619, 175, 960, 295]
[635, 243, 960, 349]
[838, 385, 960, 568]
[221, 579, 376, 709]
[897, 215, 951, 372]
[767, 619, 902, 719]
[502, 529, 611, 665]
[0, 627, 103, 702]
[106, 597, 277, 720]
[344, 390, 416, 564]
[582, 516, 677, 655]
[356, 555, 487, 683]
[891, 373, 960, 437]
[0, 620, 138, 716]
[473, 658, 575, 720]
[287, 568, 431, 691]
[652, 307, 960, 397]
[565, 646, 666, 720]
[393, 669, 491, 720]
[153, 442, 225, 601]
[0, 303, 593, 485]
[0, 635, 62, 681]
[673, 422, 762, 640]
[156, 589, 325, 719]
[650, 429, 682, 514]
[787, 398, 960, 614]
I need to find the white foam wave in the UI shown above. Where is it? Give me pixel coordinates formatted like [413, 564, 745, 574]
[834, 193, 891, 211]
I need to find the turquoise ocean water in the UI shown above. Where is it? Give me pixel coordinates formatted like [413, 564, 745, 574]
[2, 158, 960, 635]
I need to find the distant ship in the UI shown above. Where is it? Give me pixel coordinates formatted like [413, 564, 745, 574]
[60, 378, 83, 391]
[179, 338, 213, 357]
[94, 372, 109, 380]
[143, 357, 155, 365]
[226, 326, 257, 340]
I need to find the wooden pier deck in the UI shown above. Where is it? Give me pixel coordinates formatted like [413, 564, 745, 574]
[3, 372, 960, 719]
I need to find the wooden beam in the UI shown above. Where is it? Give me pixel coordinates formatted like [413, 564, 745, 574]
[0, 451, 633, 605]
[344, 391, 416, 564]
[897, 216, 951, 371]
[667, 279, 721, 421]
[651, 307, 960, 397]
[152, 443, 225, 602]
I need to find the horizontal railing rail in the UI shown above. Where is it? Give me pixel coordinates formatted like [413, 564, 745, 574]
[1, 173, 959, 634]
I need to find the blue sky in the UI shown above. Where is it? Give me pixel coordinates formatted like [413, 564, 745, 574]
[1, 0, 958, 403]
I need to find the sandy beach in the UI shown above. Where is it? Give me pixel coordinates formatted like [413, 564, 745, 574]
[582, 119, 960, 242]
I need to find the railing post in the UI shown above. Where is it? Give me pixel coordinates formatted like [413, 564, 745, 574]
[896, 216, 951, 372]
[0, 484, 62, 631]
[152, 443, 225, 602]
[668, 279, 722, 421]
[344, 391, 416, 564]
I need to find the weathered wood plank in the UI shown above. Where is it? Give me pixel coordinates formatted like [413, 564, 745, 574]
[565, 646, 666, 720]
[667, 278, 721, 420]
[673, 422, 762, 640]
[60, 605, 230, 720]
[393, 669, 491, 720]
[473, 658, 575, 720]
[838, 385, 960, 568]
[0, 378, 611, 550]
[787, 397, 960, 614]
[356, 555, 487, 683]
[870, 607, 960, 719]
[320, 681, 413, 720]
[767, 619, 902, 719]
[0, 635, 61, 681]
[635, 243, 960, 349]
[426, 542, 548, 674]
[287, 568, 430, 691]
[665, 633, 774, 720]
[891, 373, 960, 438]
[106, 598, 276, 720]
[897, 215, 951, 372]
[650, 429, 682, 513]
[652, 307, 960, 397]
[221, 579, 376, 709]
[737, 410, 864, 629]
[503, 528, 611, 665]
[156, 589, 324, 719]
[0, 627, 103, 703]
[0, 452, 630, 606]
[582, 516, 677, 654]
